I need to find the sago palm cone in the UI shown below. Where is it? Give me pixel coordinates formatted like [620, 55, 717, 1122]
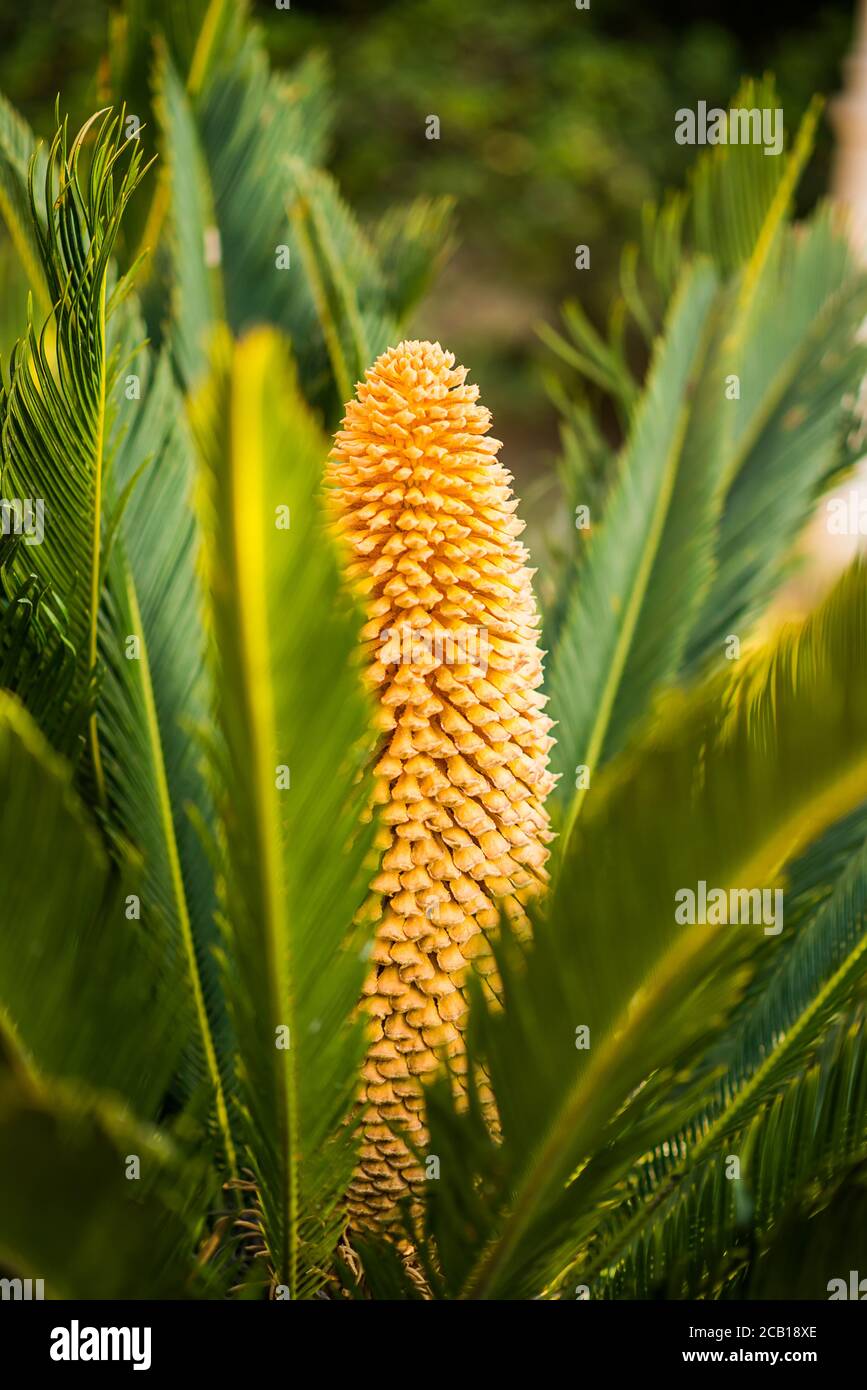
[326, 340, 555, 1231]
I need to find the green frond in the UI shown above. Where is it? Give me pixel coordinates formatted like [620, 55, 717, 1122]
[548, 260, 722, 839]
[1, 97, 236, 1168]
[287, 158, 395, 408]
[0, 1019, 211, 1299]
[593, 782, 867, 1286]
[121, 0, 253, 280]
[690, 78, 818, 280]
[582, 1015, 867, 1298]
[198, 44, 334, 343]
[151, 15, 450, 418]
[0, 107, 151, 794]
[421, 563, 867, 1300]
[547, 82, 867, 784]
[537, 369, 619, 652]
[539, 300, 639, 420]
[0, 91, 50, 315]
[721, 834, 867, 1121]
[372, 196, 456, 322]
[0, 572, 90, 754]
[154, 43, 226, 388]
[94, 320, 234, 1170]
[113, 0, 249, 107]
[745, 1146, 867, 1300]
[684, 211, 867, 666]
[0, 692, 180, 1116]
[639, 78, 818, 304]
[189, 326, 376, 1298]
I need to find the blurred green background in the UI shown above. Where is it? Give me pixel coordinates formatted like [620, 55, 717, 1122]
[0, 0, 857, 485]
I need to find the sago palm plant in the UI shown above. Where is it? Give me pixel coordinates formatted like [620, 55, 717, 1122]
[0, 0, 866, 1299]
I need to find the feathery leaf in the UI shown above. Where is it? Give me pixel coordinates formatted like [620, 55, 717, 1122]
[189, 326, 376, 1297]
[0, 1022, 210, 1299]
[549, 261, 720, 840]
[0, 692, 179, 1115]
[422, 563, 867, 1299]
[0, 107, 151, 795]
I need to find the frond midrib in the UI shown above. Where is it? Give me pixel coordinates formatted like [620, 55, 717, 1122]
[228, 347, 299, 1294]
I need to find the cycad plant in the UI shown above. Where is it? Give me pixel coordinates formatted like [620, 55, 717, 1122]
[1, 1, 867, 1298]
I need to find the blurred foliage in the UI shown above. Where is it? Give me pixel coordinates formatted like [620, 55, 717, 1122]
[0, 0, 856, 492]
[265, 0, 855, 475]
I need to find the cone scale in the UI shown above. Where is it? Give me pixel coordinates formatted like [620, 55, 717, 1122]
[327, 341, 555, 1228]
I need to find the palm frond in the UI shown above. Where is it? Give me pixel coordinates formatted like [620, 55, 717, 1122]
[685, 210, 867, 666]
[198, 43, 333, 341]
[287, 158, 395, 409]
[152, 18, 450, 418]
[154, 42, 225, 388]
[122, 0, 253, 280]
[722, 833, 867, 1119]
[189, 326, 376, 1298]
[638, 78, 818, 308]
[589, 782, 867, 1289]
[0, 1018, 211, 1299]
[1, 100, 236, 1165]
[0, 572, 90, 754]
[420, 562, 867, 1299]
[113, 0, 248, 108]
[372, 196, 456, 321]
[0, 107, 151, 795]
[745, 1146, 867, 1300]
[547, 261, 721, 840]
[0, 692, 180, 1116]
[545, 81, 867, 794]
[580, 1014, 867, 1298]
[0, 91, 50, 315]
[95, 316, 234, 1167]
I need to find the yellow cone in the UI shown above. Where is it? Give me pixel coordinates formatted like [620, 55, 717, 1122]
[327, 341, 555, 1228]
